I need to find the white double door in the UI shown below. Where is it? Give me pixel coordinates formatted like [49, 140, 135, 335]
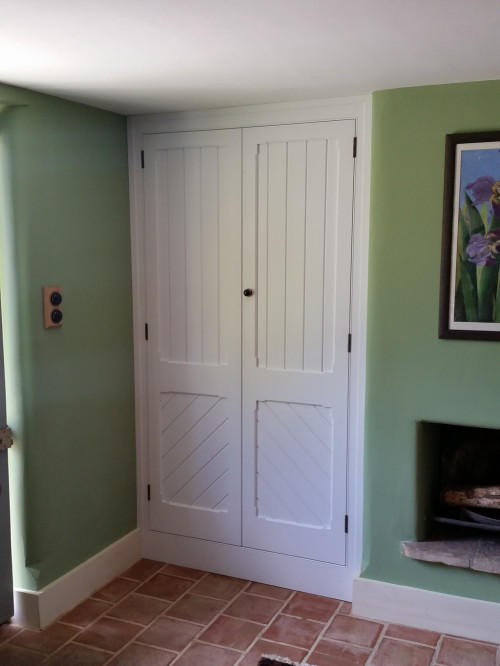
[144, 119, 355, 566]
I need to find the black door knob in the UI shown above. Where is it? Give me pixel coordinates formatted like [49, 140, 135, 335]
[243, 288, 254, 297]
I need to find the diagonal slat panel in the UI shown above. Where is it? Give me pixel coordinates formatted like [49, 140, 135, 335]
[160, 392, 230, 512]
[161, 394, 223, 458]
[170, 450, 229, 508]
[160, 392, 198, 435]
[256, 448, 303, 525]
[194, 470, 229, 511]
[257, 423, 329, 526]
[164, 429, 228, 501]
[256, 400, 333, 528]
[261, 401, 332, 500]
[284, 402, 334, 477]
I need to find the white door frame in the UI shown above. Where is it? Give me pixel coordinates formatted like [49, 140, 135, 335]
[127, 96, 372, 600]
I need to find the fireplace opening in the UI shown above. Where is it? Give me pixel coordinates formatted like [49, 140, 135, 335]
[403, 421, 500, 574]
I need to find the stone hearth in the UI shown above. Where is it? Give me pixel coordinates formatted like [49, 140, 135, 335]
[402, 537, 500, 575]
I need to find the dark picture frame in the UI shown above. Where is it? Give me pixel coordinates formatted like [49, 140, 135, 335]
[439, 131, 500, 340]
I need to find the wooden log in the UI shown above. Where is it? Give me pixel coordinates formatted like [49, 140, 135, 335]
[442, 486, 500, 509]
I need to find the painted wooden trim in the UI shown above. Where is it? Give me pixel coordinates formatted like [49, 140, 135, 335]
[127, 116, 149, 536]
[347, 97, 371, 571]
[13, 529, 141, 629]
[353, 576, 500, 644]
[128, 94, 372, 133]
[143, 530, 356, 601]
[128, 95, 372, 592]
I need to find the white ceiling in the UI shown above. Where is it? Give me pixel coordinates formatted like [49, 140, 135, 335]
[1, 0, 500, 116]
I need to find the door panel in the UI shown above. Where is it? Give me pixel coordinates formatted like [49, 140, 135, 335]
[255, 400, 334, 528]
[160, 392, 230, 511]
[144, 130, 242, 545]
[242, 121, 355, 564]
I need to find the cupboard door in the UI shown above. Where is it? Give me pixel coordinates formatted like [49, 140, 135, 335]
[241, 121, 355, 564]
[143, 129, 242, 545]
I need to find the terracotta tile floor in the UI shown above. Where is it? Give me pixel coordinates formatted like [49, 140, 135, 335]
[1, 559, 499, 665]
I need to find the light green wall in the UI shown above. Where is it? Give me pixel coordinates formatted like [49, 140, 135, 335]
[364, 80, 500, 601]
[0, 84, 135, 590]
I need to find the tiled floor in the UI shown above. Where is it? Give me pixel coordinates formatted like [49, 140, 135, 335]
[1, 560, 499, 665]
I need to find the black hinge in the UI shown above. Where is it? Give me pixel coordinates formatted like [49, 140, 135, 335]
[348, 333, 352, 353]
[345, 515, 349, 533]
[141, 150, 145, 169]
[145, 323, 149, 341]
[147, 484, 151, 501]
[353, 137, 357, 158]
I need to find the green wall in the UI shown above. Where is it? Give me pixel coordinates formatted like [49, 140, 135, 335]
[364, 80, 500, 601]
[0, 84, 136, 590]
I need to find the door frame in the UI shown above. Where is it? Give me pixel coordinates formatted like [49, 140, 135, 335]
[127, 96, 372, 599]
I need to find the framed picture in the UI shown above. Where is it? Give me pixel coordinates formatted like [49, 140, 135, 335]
[439, 131, 500, 340]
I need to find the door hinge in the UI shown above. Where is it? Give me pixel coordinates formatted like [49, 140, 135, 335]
[147, 484, 151, 501]
[345, 515, 349, 534]
[141, 150, 145, 169]
[353, 136, 357, 158]
[348, 333, 352, 353]
[145, 323, 149, 341]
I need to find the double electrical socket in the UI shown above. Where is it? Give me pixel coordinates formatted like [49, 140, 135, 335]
[42, 286, 63, 329]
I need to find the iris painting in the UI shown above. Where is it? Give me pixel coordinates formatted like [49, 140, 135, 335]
[439, 132, 500, 340]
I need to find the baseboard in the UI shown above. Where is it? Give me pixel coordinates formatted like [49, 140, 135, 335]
[142, 529, 356, 602]
[352, 576, 500, 644]
[13, 528, 141, 629]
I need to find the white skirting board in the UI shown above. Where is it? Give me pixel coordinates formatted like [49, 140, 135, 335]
[353, 576, 500, 644]
[13, 529, 141, 629]
[142, 529, 356, 602]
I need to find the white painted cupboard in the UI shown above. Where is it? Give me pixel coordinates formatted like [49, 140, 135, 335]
[129, 98, 370, 600]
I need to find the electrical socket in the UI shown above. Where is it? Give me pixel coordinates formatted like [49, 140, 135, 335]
[42, 286, 63, 329]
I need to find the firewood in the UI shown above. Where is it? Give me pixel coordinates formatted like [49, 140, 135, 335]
[442, 486, 500, 509]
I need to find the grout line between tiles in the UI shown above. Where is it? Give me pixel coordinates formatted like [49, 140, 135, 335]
[385, 633, 442, 649]
[192, 638, 246, 652]
[302, 597, 343, 663]
[233, 590, 299, 665]
[10, 644, 53, 662]
[364, 621, 389, 666]
[44, 644, 114, 664]
[101, 598, 207, 664]
[45, 563, 203, 665]
[33, 626, 94, 664]
[430, 633, 445, 666]
[140, 574, 252, 665]
[170, 581, 256, 663]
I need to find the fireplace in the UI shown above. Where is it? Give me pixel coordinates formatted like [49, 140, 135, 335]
[402, 421, 500, 574]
